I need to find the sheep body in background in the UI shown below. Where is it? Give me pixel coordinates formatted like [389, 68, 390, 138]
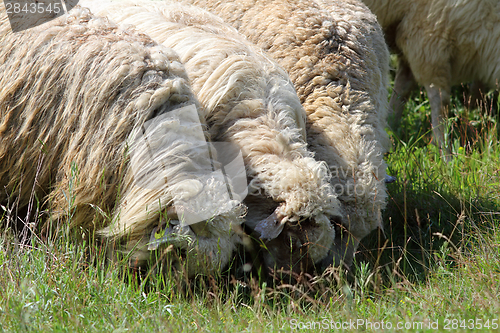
[80, 0, 342, 274]
[362, 0, 500, 149]
[179, 0, 391, 268]
[0, 6, 245, 277]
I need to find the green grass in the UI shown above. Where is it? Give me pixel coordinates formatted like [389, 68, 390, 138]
[1, 84, 500, 332]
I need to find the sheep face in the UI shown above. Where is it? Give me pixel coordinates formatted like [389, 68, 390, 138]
[244, 195, 338, 275]
[261, 223, 314, 275]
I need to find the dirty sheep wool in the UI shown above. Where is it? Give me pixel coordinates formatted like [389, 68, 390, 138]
[0, 6, 245, 277]
[362, 0, 500, 150]
[80, 0, 342, 274]
[176, 0, 391, 268]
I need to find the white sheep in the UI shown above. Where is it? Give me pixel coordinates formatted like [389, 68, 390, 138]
[0, 6, 245, 277]
[180, 0, 392, 268]
[362, 0, 500, 151]
[79, 0, 343, 274]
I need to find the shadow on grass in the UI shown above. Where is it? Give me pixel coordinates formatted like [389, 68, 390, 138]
[357, 84, 500, 287]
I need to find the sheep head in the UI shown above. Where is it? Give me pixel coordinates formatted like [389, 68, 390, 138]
[243, 190, 342, 278]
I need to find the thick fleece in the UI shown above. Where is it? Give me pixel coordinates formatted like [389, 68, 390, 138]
[0, 6, 245, 277]
[180, 0, 391, 268]
[80, 0, 343, 273]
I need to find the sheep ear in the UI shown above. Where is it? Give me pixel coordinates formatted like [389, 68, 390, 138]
[255, 212, 285, 240]
[148, 224, 176, 250]
[384, 175, 397, 183]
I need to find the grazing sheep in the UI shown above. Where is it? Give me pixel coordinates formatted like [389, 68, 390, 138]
[80, 0, 343, 274]
[0, 6, 246, 278]
[362, 0, 500, 150]
[178, 0, 392, 268]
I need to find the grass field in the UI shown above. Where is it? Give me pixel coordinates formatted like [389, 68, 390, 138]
[1, 82, 500, 332]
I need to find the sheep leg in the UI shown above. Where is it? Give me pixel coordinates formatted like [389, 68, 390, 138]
[426, 83, 451, 158]
[389, 59, 418, 128]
